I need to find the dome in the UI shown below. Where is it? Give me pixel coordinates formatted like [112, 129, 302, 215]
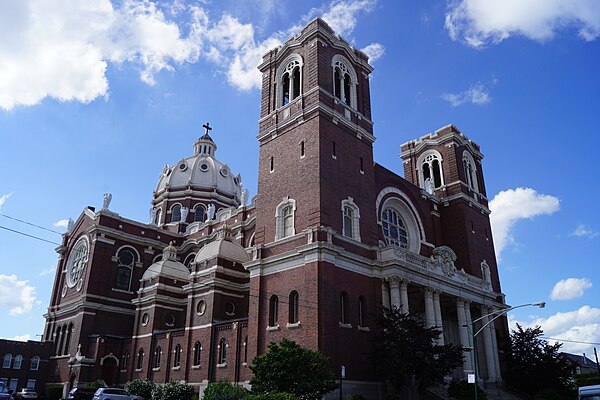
[142, 243, 189, 281]
[195, 226, 250, 264]
[154, 130, 242, 203]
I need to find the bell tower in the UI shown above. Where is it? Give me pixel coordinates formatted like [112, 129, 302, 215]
[254, 18, 379, 246]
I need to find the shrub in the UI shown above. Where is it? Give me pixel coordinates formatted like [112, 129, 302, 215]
[447, 380, 487, 400]
[202, 381, 247, 400]
[152, 381, 193, 400]
[246, 393, 297, 400]
[126, 379, 156, 400]
[84, 380, 106, 390]
[44, 384, 64, 400]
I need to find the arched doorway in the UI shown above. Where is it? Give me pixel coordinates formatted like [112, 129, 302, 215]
[100, 357, 117, 386]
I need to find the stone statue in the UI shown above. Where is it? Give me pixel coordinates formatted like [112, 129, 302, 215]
[150, 207, 157, 225]
[424, 178, 434, 195]
[67, 218, 74, 232]
[102, 193, 112, 210]
[180, 206, 189, 222]
[206, 203, 215, 221]
[241, 188, 249, 207]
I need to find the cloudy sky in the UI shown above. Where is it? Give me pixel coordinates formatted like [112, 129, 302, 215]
[1, 0, 599, 357]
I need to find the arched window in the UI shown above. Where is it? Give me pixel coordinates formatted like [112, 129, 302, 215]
[289, 291, 299, 324]
[63, 323, 73, 355]
[358, 296, 366, 327]
[381, 208, 409, 248]
[419, 151, 444, 190]
[243, 336, 248, 364]
[218, 338, 227, 365]
[173, 344, 181, 368]
[13, 354, 22, 370]
[277, 55, 303, 107]
[269, 295, 279, 327]
[462, 151, 479, 192]
[121, 351, 129, 370]
[153, 347, 161, 369]
[2, 353, 12, 368]
[184, 253, 196, 271]
[194, 205, 205, 222]
[155, 208, 162, 225]
[30, 356, 40, 371]
[193, 342, 202, 366]
[275, 197, 296, 240]
[332, 56, 357, 108]
[115, 247, 137, 291]
[340, 292, 349, 324]
[57, 325, 66, 356]
[136, 348, 144, 370]
[341, 197, 361, 241]
[171, 204, 181, 223]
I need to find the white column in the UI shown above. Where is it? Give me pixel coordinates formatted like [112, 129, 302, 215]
[382, 279, 390, 309]
[433, 290, 444, 345]
[389, 277, 401, 309]
[456, 299, 473, 376]
[480, 306, 498, 381]
[491, 320, 502, 381]
[400, 279, 410, 314]
[424, 288, 435, 328]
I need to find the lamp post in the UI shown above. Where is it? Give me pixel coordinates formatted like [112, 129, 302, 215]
[465, 301, 545, 400]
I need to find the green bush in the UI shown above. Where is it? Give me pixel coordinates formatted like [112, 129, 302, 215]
[533, 388, 562, 400]
[152, 381, 193, 400]
[246, 393, 297, 400]
[202, 381, 247, 400]
[44, 384, 64, 400]
[126, 379, 156, 400]
[447, 380, 487, 400]
[84, 380, 106, 390]
[576, 373, 600, 387]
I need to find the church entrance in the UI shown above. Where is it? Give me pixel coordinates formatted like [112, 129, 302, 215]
[101, 357, 117, 386]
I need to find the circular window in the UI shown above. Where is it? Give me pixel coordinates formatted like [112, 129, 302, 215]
[225, 302, 235, 316]
[141, 313, 149, 326]
[179, 163, 187, 171]
[165, 314, 175, 327]
[220, 167, 229, 177]
[196, 300, 206, 316]
[200, 163, 209, 172]
[66, 237, 89, 288]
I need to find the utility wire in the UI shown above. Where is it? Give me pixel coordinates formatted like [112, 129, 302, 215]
[0, 224, 61, 246]
[0, 213, 63, 235]
[541, 336, 600, 346]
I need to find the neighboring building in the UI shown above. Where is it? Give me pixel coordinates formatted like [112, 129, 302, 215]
[560, 352, 599, 375]
[0, 339, 52, 394]
[42, 18, 507, 398]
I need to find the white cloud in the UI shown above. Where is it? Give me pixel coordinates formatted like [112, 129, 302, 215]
[0, 0, 378, 109]
[361, 43, 385, 62]
[0, 275, 37, 316]
[0, 193, 13, 209]
[489, 187, 560, 260]
[2, 334, 31, 342]
[510, 305, 600, 355]
[445, 0, 600, 48]
[54, 219, 70, 228]
[38, 266, 56, 277]
[551, 278, 592, 300]
[441, 82, 491, 106]
[570, 223, 599, 239]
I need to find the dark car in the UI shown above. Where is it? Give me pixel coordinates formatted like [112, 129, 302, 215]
[66, 388, 97, 400]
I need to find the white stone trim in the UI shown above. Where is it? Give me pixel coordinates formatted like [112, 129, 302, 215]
[275, 197, 296, 240]
[341, 197, 361, 242]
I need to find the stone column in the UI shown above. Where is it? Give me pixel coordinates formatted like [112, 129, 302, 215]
[480, 306, 498, 381]
[381, 279, 390, 309]
[424, 288, 435, 328]
[491, 320, 502, 381]
[389, 277, 401, 309]
[433, 290, 444, 345]
[400, 279, 410, 314]
[456, 299, 473, 376]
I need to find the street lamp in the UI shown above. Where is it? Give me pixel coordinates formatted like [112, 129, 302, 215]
[465, 301, 545, 400]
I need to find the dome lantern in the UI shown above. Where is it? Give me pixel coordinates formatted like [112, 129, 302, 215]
[193, 122, 217, 157]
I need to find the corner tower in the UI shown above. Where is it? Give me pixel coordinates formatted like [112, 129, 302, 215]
[254, 18, 379, 246]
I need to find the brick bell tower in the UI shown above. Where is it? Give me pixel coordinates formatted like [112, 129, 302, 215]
[246, 18, 381, 389]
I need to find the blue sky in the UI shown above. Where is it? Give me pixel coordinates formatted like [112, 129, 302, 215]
[1, 0, 599, 357]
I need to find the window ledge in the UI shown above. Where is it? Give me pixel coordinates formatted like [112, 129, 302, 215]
[152, 367, 160, 372]
[286, 322, 301, 329]
[111, 288, 133, 294]
[358, 326, 370, 332]
[242, 362, 248, 367]
[217, 362, 227, 369]
[339, 322, 353, 329]
[172, 366, 181, 371]
[120, 369, 127, 373]
[267, 325, 280, 331]
[192, 365, 201, 370]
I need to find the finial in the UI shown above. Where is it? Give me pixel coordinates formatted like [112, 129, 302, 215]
[202, 122, 212, 135]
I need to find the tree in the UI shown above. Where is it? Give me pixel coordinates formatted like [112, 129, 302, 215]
[152, 381, 193, 400]
[505, 324, 575, 399]
[372, 306, 464, 399]
[250, 338, 338, 400]
[202, 381, 248, 400]
[126, 379, 156, 400]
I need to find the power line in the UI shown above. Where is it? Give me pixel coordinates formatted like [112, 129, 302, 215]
[0, 213, 63, 235]
[542, 336, 600, 346]
[0, 224, 61, 246]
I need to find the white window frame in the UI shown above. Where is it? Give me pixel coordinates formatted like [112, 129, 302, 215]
[417, 149, 444, 190]
[2, 353, 12, 368]
[341, 197, 361, 241]
[276, 54, 304, 108]
[170, 203, 182, 223]
[462, 150, 479, 192]
[331, 54, 358, 109]
[378, 194, 423, 254]
[275, 197, 296, 240]
[30, 356, 40, 371]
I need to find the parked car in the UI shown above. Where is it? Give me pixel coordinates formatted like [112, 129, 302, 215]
[92, 388, 141, 400]
[0, 383, 11, 400]
[67, 387, 97, 400]
[15, 389, 37, 399]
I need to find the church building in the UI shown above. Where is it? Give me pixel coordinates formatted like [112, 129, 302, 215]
[43, 18, 507, 398]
